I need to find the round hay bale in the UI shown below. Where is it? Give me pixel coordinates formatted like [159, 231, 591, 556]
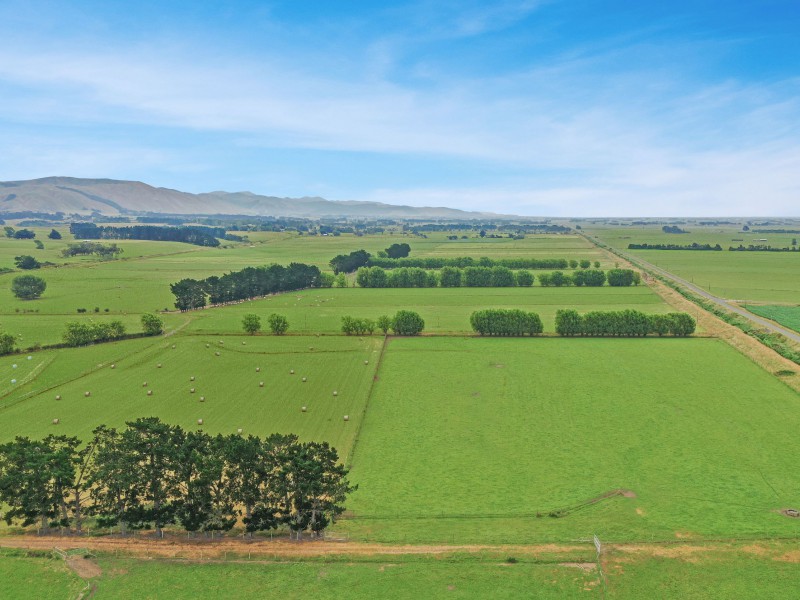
[301, 377, 307, 382]
[200, 396, 205, 402]
[206, 344, 210, 348]
[27, 356, 32, 360]
[364, 360, 369, 365]
[332, 390, 338, 397]
[85, 391, 91, 397]
[53, 418, 60, 425]
[256, 367, 260, 372]
[190, 376, 195, 381]
[12, 364, 17, 369]
[190, 388, 195, 393]
[172, 344, 176, 349]
[147, 390, 153, 396]
[242, 341, 246, 345]
[215, 351, 220, 356]
[55, 395, 61, 401]
[197, 419, 203, 425]
[143, 381, 148, 387]
[259, 381, 264, 387]
[237, 428, 243, 434]
[301, 406, 307, 412]
[111, 364, 116, 369]
[290, 369, 295, 375]
[343, 415, 349, 421]
[11, 379, 16, 384]
[157, 363, 162, 368]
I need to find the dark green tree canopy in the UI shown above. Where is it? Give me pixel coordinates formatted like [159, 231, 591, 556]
[11, 275, 47, 300]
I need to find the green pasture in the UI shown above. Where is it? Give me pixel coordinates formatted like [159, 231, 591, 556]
[0, 335, 381, 458]
[338, 337, 800, 543]
[745, 304, 800, 334]
[0, 549, 84, 600]
[586, 226, 800, 303]
[185, 286, 670, 336]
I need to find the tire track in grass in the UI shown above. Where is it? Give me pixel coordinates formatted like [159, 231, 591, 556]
[344, 335, 389, 468]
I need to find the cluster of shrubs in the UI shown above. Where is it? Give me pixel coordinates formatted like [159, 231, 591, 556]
[341, 311, 424, 336]
[77, 307, 110, 313]
[0, 418, 353, 539]
[470, 309, 543, 336]
[62, 241, 122, 258]
[355, 266, 639, 288]
[555, 310, 695, 337]
[62, 321, 127, 346]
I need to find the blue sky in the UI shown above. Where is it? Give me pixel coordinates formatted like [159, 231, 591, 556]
[1, 0, 798, 216]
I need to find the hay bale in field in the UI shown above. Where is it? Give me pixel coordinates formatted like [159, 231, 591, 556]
[364, 360, 369, 365]
[11, 379, 16, 384]
[256, 367, 260, 372]
[147, 390, 153, 396]
[190, 388, 195, 393]
[12, 364, 17, 369]
[190, 376, 195, 381]
[206, 344, 210, 348]
[53, 418, 59, 425]
[200, 396, 205, 402]
[111, 364, 116, 369]
[301, 377, 307, 382]
[332, 391, 338, 397]
[55, 395, 61, 401]
[143, 382, 148, 387]
[197, 419, 203, 425]
[215, 352, 220, 356]
[157, 363, 162, 368]
[301, 406, 307, 412]
[343, 415, 349, 421]
[171, 344, 176, 349]
[242, 341, 246, 345]
[237, 428, 243, 434]
[27, 356, 32, 360]
[290, 369, 295, 375]
[84, 391, 91, 397]
[259, 382, 264, 387]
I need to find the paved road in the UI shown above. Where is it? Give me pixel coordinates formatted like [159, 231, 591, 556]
[595, 239, 800, 345]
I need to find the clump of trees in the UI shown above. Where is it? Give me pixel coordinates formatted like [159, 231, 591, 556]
[12, 229, 36, 239]
[662, 225, 689, 234]
[0, 331, 16, 356]
[384, 243, 411, 258]
[48, 229, 62, 240]
[242, 314, 261, 335]
[11, 275, 47, 300]
[606, 269, 640, 287]
[341, 316, 375, 335]
[62, 321, 126, 346]
[470, 309, 543, 336]
[62, 242, 123, 258]
[171, 263, 322, 311]
[0, 418, 355, 539]
[14, 255, 41, 270]
[628, 243, 722, 251]
[141, 313, 164, 336]
[69, 223, 223, 247]
[555, 310, 695, 337]
[391, 310, 425, 336]
[267, 314, 289, 335]
[330, 250, 371, 274]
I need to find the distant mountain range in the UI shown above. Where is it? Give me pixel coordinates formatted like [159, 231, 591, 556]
[0, 177, 507, 220]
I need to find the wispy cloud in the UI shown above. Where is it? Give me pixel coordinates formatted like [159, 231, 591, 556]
[0, 1, 798, 215]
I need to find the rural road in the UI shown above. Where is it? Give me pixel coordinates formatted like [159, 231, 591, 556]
[591, 238, 800, 345]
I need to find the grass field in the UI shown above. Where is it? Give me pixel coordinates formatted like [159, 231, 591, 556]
[0, 335, 381, 459]
[587, 225, 800, 303]
[338, 337, 800, 543]
[745, 304, 800, 334]
[0, 549, 83, 599]
[185, 285, 670, 336]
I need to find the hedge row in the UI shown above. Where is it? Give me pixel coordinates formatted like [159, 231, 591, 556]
[367, 257, 590, 270]
[555, 309, 695, 337]
[470, 309, 543, 336]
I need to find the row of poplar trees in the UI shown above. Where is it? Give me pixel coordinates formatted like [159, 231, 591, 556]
[0, 418, 354, 540]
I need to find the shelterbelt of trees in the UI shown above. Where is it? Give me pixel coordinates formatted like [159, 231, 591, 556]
[171, 263, 323, 310]
[355, 266, 639, 288]
[555, 309, 696, 337]
[0, 418, 354, 540]
[627, 243, 723, 251]
[69, 223, 231, 247]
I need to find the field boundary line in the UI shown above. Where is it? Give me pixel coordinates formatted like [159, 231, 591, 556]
[344, 335, 389, 469]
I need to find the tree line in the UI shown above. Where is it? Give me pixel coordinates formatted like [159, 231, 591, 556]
[341, 311, 423, 336]
[61, 314, 164, 347]
[62, 241, 123, 258]
[628, 243, 722, 251]
[729, 245, 799, 252]
[366, 256, 597, 270]
[470, 309, 543, 336]
[354, 266, 639, 288]
[69, 223, 225, 247]
[171, 263, 322, 311]
[0, 418, 354, 539]
[555, 310, 696, 337]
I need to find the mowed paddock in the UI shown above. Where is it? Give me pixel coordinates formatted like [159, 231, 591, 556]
[336, 337, 800, 544]
[0, 335, 381, 457]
